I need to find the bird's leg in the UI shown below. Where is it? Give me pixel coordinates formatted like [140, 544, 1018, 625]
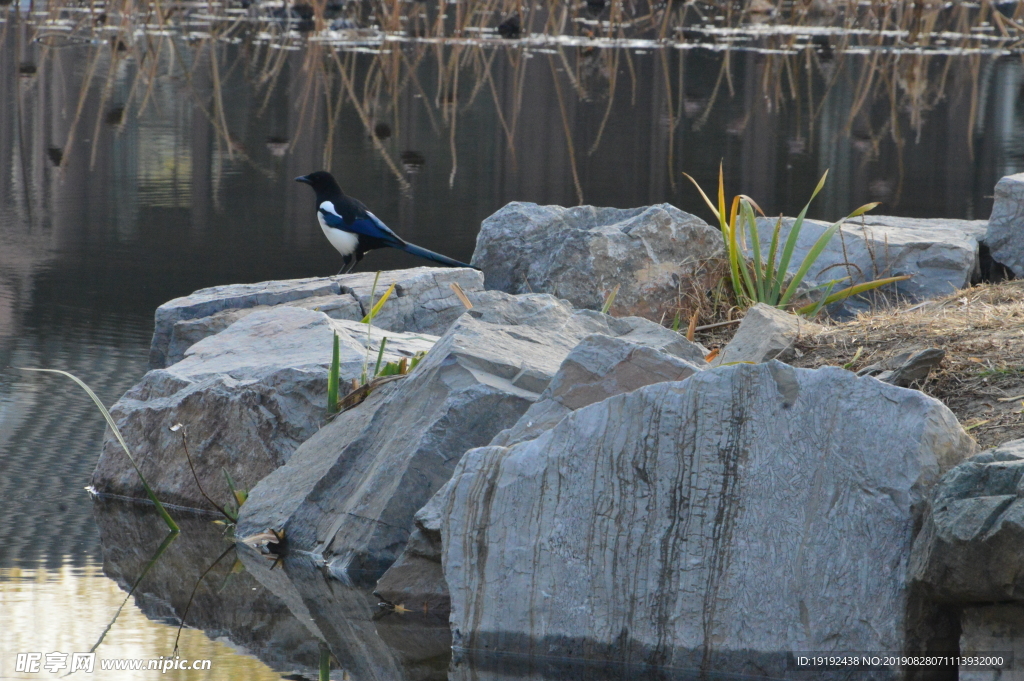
[337, 255, 354, 275]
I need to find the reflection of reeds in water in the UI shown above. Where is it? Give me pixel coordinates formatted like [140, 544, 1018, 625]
[5, 0, 1022, 202]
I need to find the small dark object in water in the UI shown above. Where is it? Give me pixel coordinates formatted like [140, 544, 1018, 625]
[292, 2, 315, 20]
[47, 147, 63, 166]
[497, 14, 521, 39]
[401, 150, 426, 173]
[812, 34, 833, 61]
[95, 12, 107, 24]
[330, 16, 358, 29]
[105, 106, 125, 126]
[19, 62, 36, 75]
[374, 122, 392, 139]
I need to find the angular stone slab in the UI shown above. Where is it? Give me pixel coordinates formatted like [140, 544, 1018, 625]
[377, 329, 709, 610]
[471, 202, 724, 322]
[752, 215, 985, 312]
[712, 303, 823, 366]
[437, 363, 973, 676]
[492, 333, 706, 448]
[986, 173, 1024, 279]
[150, 267, 482, 368]
[909, 439, 1024, 603]
[92, 306, 436, 510]
[236, 293, 687, 575]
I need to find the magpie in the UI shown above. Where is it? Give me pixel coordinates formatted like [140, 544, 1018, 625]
[295, 171, 475, 274]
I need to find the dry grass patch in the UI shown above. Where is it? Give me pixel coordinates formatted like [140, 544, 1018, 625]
[774, 280, 1024, 449]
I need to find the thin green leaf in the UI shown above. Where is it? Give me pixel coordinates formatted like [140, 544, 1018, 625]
[742, 200, 766, 303]
[770, 170, 828, 302]
[373, 336, 388, 377]
[848, 202, 880, 219]
[361, 282, 396, 324]
[795, 275, 912, 315]
[327, 331, 340, 414]
[682, 173, 720, 221]
[601, 284, 620, 315]
[764, 216, 783, 303]
[18, 368, 180, 533]
[779, 221, 842, 307]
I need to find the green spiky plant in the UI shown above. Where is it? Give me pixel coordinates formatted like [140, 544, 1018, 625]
[18, 368, 180, 533]
[684, 166, 910, 316]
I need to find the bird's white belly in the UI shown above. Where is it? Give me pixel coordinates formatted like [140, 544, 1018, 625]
[318, 213, 359, 256]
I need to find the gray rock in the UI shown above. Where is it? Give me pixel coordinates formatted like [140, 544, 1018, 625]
[436, 363, 973, 674]
[909, 439, 1024, 603]
[986, 173, 1024, 278]
[150, 267, 482, 368]
[471, 202, 724, 322]
[711, 302, 824, 366]
[752, 215, 986, 312]
[92, 306, 436, 509]
[856, 348, 945, 388]
[959, 605, 1024, 681]
[377, 329, 708, 609]
[492, 333, 705, 448]
[236, 293, 688, 575]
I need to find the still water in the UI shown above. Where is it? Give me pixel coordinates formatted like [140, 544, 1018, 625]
[3, 0, 1024, 677]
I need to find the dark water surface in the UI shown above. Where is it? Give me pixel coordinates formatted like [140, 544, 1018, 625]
[3, 1, 1024, 677]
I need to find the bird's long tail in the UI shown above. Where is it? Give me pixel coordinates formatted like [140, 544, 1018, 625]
[399, 242, 477, 269]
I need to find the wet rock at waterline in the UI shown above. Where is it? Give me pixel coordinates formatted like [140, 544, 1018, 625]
[986, 173, 1024, 279]
[435, 363, 974, 675]
[92, 306, 436, 509]
[471, 202, 725, 322]
[150, 267, 483, 368]
[909, 439, 1024, 603]
[711, 302, 824, 366]
[752, 215, 987, 314]
[236, 293, 702, 575]
[94, 498, 321, 676]
[236, 548, 450, 681]
[959, 605, 1024, 681]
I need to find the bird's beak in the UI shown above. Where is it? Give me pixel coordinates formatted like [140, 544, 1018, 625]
[295, 175, 312, 185]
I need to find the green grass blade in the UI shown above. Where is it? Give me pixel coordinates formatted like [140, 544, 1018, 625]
[373, 336, 388, 377]
[779, 222, 842, 307]
[361, 282, 396, 324]
[601, 284, 620, 315]
[327, 331, 340, 414]
[734, 205, 758, 301]
[770, 170, 828, 302]
[795, 275, 912, 315]
[683, 173, 720, 222]
[764, 216, 783, 304]
[18, 368, 179, 533]
[742, 200, 766, 302]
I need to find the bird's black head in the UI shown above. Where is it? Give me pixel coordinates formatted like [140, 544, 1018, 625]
[295, 171, 344, 202]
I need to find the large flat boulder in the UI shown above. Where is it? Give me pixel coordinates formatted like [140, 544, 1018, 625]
[908, 439, 1024, 603]
[471, 203, 724, 322]
[752, 215, 985, 313]
[92, 306, 436, 510]
[236, 293, 704, 576]
[435, 363, 974, 676]
[986, 173, 1024, 278]
[150, 267, 483, 368]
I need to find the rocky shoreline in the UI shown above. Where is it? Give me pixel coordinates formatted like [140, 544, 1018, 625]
[91, 173, 1024, 680]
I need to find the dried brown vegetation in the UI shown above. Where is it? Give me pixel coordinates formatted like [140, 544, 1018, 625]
[782, 280, 1024, 449]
